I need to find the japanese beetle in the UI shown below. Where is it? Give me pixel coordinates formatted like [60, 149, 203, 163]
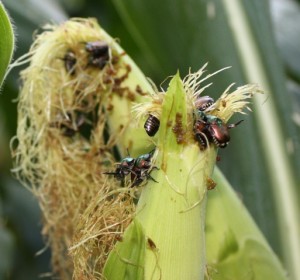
[62, 113, 86, 137]
[104, 150, 158, 187]
[144, 114, 160, 137]
[85, 41, 110, 69]
[194, 112, 243, 148]
[195, 96, 214, 111]
[134, 153, 153, 170]
[104, 156, 135, 182]
[63, 51, 77, 75]
[51, 111, 87, 137]
[131, 151, 158, 186]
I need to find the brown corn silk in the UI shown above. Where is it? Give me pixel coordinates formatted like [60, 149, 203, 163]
[12, 18, 149, 279]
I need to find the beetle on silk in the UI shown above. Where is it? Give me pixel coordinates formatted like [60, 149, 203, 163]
[103, 156, 135, 184]
[85, 41, 110, 69]
[63, 51, 77, 75]
[195, 95, 214, 111]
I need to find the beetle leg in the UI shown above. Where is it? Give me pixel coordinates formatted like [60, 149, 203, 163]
[103, 171, 118, 175]
[195, 131, 210, 148]
[147, 173, 158, 183]
[151, 166, 159, 171]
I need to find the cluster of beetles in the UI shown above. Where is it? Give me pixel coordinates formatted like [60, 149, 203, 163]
[55, 41, 111, 138]
[104, 150, 158, 187]
[63, 41, 110, 76]
[72, 41, 242, 187]
[62, 40, 158, 188]
[144, 95, 242, 149]
[106, 94, 242, 187]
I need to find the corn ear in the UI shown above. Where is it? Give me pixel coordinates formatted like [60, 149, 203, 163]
[11, 18, 154, 278]
[104, 72, 218, 279]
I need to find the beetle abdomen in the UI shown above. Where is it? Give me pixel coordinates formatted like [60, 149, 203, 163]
[144, 114, 160, 137]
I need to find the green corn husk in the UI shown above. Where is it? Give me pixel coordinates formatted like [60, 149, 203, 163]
[205, 168, 288, 280]
[103, 219, 146, 279]
[104, 72, 216, 279]
[135, 77, 215, 279]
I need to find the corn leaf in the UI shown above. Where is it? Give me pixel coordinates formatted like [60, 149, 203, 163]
[0, 2, 14, 87]
[206, 167, 287, 280]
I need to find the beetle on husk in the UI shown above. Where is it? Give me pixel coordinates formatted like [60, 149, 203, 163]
[104, 150, 158, 187]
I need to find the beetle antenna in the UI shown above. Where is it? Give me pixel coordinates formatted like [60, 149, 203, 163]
[149, 148, 156, 156]
[228, 119, 244, 129]
[147, 173, 159, 183]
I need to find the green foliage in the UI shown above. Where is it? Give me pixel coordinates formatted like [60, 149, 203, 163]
[0, 2, 15, 278]
[0, 200, 15, 279]
[206, 168, 287, 279]
[0, 2, 14, 87]
[210, 238, 287, 280]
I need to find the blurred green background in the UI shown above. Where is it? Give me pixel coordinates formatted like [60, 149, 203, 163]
[0, 0, 299, 279]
